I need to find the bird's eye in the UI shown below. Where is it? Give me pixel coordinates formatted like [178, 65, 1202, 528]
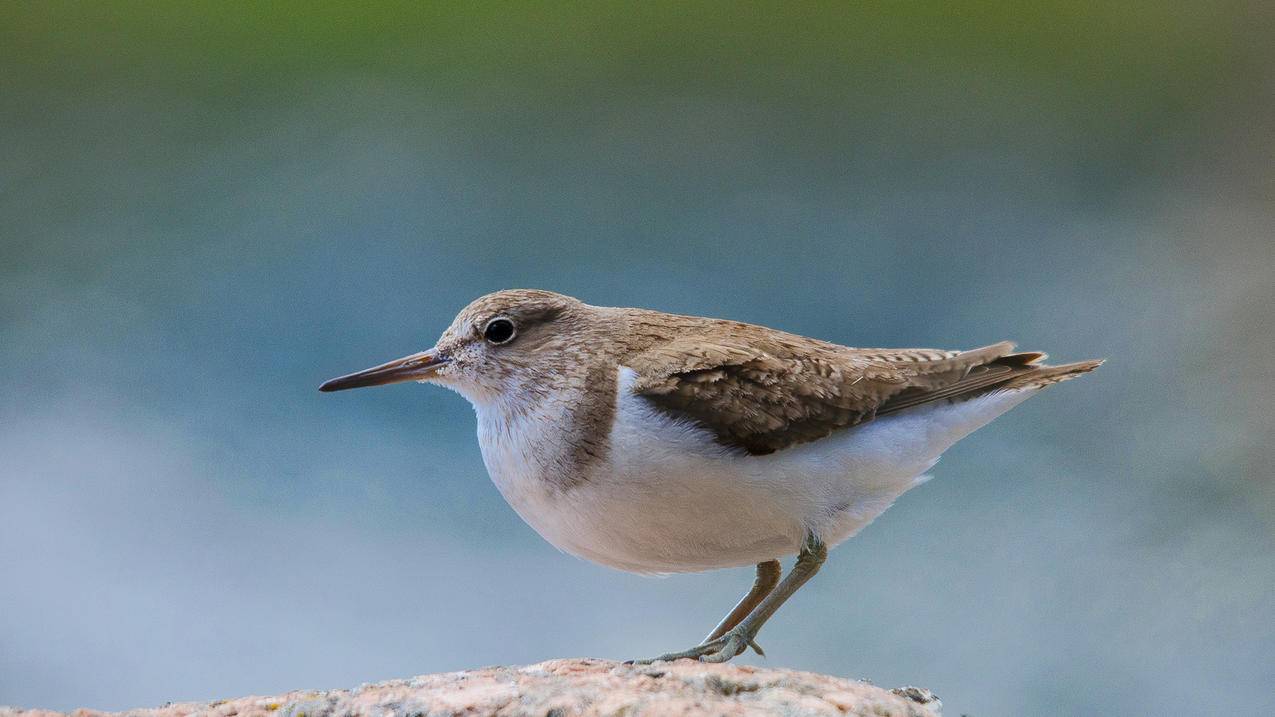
[483, 318, 516, 345]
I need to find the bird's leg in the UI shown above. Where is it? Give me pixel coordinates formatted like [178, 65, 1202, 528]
[700, 534, 826, 663]
[701, 559, 781, 655]
[626, 562, 777, 665]
[631, 534, 827, 664]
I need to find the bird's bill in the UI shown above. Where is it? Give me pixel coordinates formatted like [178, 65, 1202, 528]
[319, 350, 447, 392]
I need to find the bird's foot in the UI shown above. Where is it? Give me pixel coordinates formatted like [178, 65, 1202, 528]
[627, 626, 762, 664]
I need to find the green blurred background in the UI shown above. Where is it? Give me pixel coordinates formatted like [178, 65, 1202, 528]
[3, 3, 1273, 714]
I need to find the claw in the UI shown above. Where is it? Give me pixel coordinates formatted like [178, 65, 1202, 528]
[699, 629, 750, 663]
[629, 635, 729, 664]
[634, 626, 756, 665]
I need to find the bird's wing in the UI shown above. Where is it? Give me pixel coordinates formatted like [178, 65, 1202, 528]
[626, 336, 1077, 455]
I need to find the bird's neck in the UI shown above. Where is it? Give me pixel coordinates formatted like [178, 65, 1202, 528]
[472, 362, 618, 492]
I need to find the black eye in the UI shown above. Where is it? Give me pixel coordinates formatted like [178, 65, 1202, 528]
[483, 318, 516, 344]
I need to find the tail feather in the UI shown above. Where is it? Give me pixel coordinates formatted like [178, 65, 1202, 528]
[996, 358, 1105, 391]
[878, 351, 1103, 416]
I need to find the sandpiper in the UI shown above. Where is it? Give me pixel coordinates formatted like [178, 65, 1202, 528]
[320, 289, 1101, 662]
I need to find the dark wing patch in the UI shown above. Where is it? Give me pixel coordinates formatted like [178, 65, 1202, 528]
[627, 338, 1088, 455]
[634, 355, 893, 455]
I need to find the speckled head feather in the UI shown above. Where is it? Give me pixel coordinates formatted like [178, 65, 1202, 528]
[427, 289, 591, 404]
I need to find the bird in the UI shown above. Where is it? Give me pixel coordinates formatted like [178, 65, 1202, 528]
[319, 289, 1102, 663]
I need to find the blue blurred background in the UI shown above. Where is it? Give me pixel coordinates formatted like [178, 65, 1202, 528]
[3, 3, 1273, 714]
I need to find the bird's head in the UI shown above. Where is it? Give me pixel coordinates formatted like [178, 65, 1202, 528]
[319, 289, 592, 406]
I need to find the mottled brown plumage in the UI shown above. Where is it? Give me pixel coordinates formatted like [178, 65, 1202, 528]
[433, 290, 1102, 457]
[602, 307, 1097, 455]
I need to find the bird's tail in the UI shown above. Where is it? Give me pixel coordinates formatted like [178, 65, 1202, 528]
[996, 357, 1105, 392]
[877, 347, 1104, 416]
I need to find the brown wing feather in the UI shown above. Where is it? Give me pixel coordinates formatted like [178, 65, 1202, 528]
[628, 334, 1095, 455]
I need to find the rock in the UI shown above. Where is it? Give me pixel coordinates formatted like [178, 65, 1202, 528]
[1, 659, 941, 717]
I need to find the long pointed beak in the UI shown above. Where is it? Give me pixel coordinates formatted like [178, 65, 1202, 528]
[319, 350, 448, 392]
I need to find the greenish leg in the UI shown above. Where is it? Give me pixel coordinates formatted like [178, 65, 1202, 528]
[702, 559, 781, 655]
[700, 534, 826, 662]
[631, 534, 827, 664]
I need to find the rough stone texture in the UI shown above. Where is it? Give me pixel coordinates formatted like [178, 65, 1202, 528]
[1, 659, 940, 717]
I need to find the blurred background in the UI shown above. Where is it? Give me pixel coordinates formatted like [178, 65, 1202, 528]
[3, 3, 1273, 714]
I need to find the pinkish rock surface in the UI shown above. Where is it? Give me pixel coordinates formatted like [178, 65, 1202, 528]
[1, 658, 940, 717]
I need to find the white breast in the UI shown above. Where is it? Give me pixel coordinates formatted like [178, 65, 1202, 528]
[475, 368, 1039, 574]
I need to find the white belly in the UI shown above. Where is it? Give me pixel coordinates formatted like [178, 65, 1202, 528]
[476, 368, 1037, 574]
